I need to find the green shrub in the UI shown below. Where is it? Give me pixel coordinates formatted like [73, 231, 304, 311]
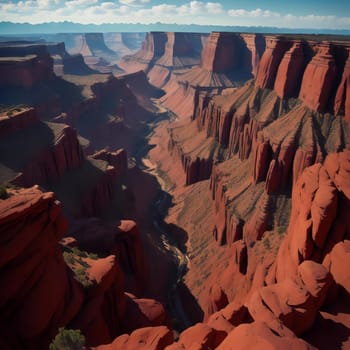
[49, 327, 85, 350]
[277, 225, 286, 236]
[263, 237, 271, 250]
[62, 247, 98, 288]
[63, 252, 76, 265]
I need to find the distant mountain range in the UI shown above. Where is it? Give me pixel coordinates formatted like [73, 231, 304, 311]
[1, 21, 350, 35]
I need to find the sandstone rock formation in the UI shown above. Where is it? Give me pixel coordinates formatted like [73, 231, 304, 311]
[119, 32, 168, 73]
[0, 106, 37, 136]
[91, 148, 128, 178]
[147, 33, 350, 349]
[0, 187, 83, 348]
[120, 32, 205, 88]
[0, 43, 54, 88]
[104, 32, 145, 58]
[0, 186, 169, 348]
[91, 326, 173, 350]
[299, 42, 337, 112]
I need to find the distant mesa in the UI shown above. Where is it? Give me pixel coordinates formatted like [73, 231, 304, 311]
[119, 32, 208, 87]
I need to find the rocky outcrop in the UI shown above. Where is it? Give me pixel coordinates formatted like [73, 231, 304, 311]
[12, 123, 84, 187]
[103, 32, 145, 56]
[255, 36, 292, 89]
[240, 33, 266, 77]
[334, 47, 350, 123]
[160, 33, 265, 119]
[81, 164, 116, 217]
[217, 322, 316, 350]
[118, 70, 164, 99]
[119, 32, 168, 73]
[0, 51, 54, 88]
[201, 32, 247, 74]
[81, 33, 117, 57]
[0, 187, 83, 349]
[0, 107, 37, 136]
[156, 32, 203, 68]
[248, 261, 332, 336]
[61, 53, 96, 75]
[147, 32, 204, 87]
[251, 37, 350, 116]
[0, 186, 169, 348]
[172, 32, 254, 89]
[91, 148, 128, 178]
[92, 326, 173, 350]
[274, 41, 305, 98]
[299, 42, 337, 112]
[120, 32, 205, 88]
[68, 219, 146, 294]
[103, 33, 135, 58]
[274, 151, 350, 283]
[168, 128, 214, 185]
[122, 293, 167, 333]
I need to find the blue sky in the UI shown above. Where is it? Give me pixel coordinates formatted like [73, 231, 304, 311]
[1, 0, 349, 29]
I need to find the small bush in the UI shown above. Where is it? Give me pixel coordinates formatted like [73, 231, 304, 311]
[62, 247, 98, 288]
[263, 237, 271, 250]
[63, 252, 76, 265]
[277, 226, 286, 236]
[49, 327, 85, 350]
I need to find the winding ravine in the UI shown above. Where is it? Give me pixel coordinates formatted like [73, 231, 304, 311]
[141, 155, 192, 331]
[136, 106, 192, 331]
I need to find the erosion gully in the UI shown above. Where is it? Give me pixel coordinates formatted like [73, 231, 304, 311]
[134, 107, 192, 332]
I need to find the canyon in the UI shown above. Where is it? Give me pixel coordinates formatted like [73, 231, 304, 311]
[0, 30, 349, 350]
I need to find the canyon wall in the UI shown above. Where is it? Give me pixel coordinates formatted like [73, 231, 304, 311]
[158, 34, 350, 349]
[0, 187, 169, 349]
[0, 107, 37, 136]
[119, 32, 206, 88]
[0, 51, 54, 89]
[160, 32, 265, 120]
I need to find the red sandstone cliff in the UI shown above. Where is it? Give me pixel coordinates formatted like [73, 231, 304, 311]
[299, 42, 337, 112]
[160, 32, 263, 120]
[0, 107, 37, 136]
[0, 186, 168, 349]
[12, 123, 84, 187]
[334, 47, 350, 123]
[0, 52, 54, 89]
[255, 36, 291, 89]
[119, 32, 205, 88]
[91, 148, 128, 178]
[152, 34, 350, 349]
[119, 32, 168, 73]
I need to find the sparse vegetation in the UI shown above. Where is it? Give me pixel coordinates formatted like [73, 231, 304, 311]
[62, 246, 99, 288]
[49, 327, 85, 350]
[0, 104, 28, 117]
[263, 237, 271, 250]
[277, 225, 287, 236]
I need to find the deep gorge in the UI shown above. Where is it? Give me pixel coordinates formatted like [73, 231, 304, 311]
[0, 30, 350, 350]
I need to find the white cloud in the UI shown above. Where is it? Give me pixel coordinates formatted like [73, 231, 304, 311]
[100, 2, 118, 10]
[226, 7, 350, 28]
[206, 2, 223, 14]
[66, 0, 98, 8]
[0, 1, 349, 29]
[119, 0, 149, 5]
[228, 8, 280, 18]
